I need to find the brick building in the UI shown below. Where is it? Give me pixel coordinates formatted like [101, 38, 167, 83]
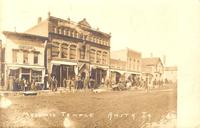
[0, 40, 5, 88]
[25, 13, 111, 87]
[110, 59, 126, 83]
[110, 48, 141, 84]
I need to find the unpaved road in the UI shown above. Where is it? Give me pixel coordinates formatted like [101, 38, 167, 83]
[0, 89, 177, 128]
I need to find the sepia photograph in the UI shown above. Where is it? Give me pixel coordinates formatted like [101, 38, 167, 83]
[0, 0, 199, 127]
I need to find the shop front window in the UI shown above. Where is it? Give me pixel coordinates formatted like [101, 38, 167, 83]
[32, 70, 42, 82]
[9, 69, 20, 78]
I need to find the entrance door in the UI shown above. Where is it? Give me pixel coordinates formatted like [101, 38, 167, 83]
[116, 72, 121, 84]
[52, 65, 60, 87]
[91, 68, 107, 88]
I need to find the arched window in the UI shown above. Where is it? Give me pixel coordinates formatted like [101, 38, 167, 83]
[52, 41, 60, 57]
[90, 49, 95, 63]
[62, 43, 69, 58]
[69, 45, 76, 59]
[96, 51, 101, 63]
[102, 51, 108, 65]
[59, 28, 62, 34]
[54, 27, 57, 33]
[76, 32, 79, 38]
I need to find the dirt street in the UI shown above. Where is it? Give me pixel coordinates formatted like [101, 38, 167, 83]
[0, 89, 177, 128]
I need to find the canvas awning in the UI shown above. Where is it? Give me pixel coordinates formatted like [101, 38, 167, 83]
[51, 60, 77, 66]
[126, 71, 141, 75]
[110, 69, 126, 74]
[90, 64, 109, 70]
[7, 64, 45, 70]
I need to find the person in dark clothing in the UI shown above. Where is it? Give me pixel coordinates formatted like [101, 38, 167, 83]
[67, 78, 73, 91]
[89, 77, 95, 91]
[63, 78, 67, 88]
[83, 77, 89, 90]
[51, 76, 58, 92]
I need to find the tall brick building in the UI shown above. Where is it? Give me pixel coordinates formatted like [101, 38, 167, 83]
[110, 48, 141, 84]
[25, 13, 111, 87]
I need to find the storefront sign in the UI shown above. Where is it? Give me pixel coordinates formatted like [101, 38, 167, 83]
[19, 45, 35, 51]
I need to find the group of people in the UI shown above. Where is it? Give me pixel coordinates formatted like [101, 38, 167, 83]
[49, 75, 96, 92]
[113, 77, 164, 92]
[8, 76, 40, 91]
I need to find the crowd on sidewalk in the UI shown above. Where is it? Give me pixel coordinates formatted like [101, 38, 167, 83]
[3, 74, 170, 92]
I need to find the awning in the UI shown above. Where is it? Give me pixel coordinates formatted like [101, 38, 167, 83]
[90, 64, 109, 70]
[51, 60, 77, 66]
[110, 69, 126, 74]
[126, 71, 141, 75]
[7, 64, 45, 70]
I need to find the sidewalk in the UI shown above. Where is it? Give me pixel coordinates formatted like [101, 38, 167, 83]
[0, 86, 176, 96]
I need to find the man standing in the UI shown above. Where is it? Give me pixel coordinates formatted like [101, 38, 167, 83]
[63, 78, 67, 88]
[51, 76, 58, 92]
[83, 77, 89, 91]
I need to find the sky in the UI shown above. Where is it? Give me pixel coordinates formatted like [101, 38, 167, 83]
[1, 0, 200, 126]
[0, 0, 185, 66]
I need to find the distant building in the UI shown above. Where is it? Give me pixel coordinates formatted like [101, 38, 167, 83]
[0, 41, 2, 86]
[110, 48, 141, 84]
[2, 31, 47, 90]
[141, 57, 164, 86]
[110, 59, 126, 83]
[0, 40, 5, 88]
[164, 66, 177, 84]
[25, 13, 111, 87]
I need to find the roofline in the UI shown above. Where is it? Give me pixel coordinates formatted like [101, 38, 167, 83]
[111, 48, 141, 54]
[49, 16, 111, 38]
[141, 57, 164, 66]
[3, 31, 48, 41]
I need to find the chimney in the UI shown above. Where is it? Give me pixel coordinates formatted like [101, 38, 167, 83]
[150, 53, 153, 58]
[163, 55, 166, 65]
[38, 17, 42, 24]
[48, 11, 51, 18]
[14, 27, 16, 32]
[67, 17, 70, 22]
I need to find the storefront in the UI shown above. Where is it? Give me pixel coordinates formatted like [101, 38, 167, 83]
[90, 65, 109, 87]
[51, 60, 77, 87]
[5, 64, 45, 90]
[110, 69, 126, 84]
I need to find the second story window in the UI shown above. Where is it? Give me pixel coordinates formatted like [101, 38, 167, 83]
[62, 44, 68, 58]
[102, 52, 107, 65]
[59, 29, 62, 34]
[23, 51, 28, 64]
[12, 50, 18, 63]
[69, 45, 76, 59]
[96, 51, 101, 64]
[90, 49, 95, 63]
[54, 27, 57, 33]
[52, 42, 60, 57]
[34, 53, 39, 64]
